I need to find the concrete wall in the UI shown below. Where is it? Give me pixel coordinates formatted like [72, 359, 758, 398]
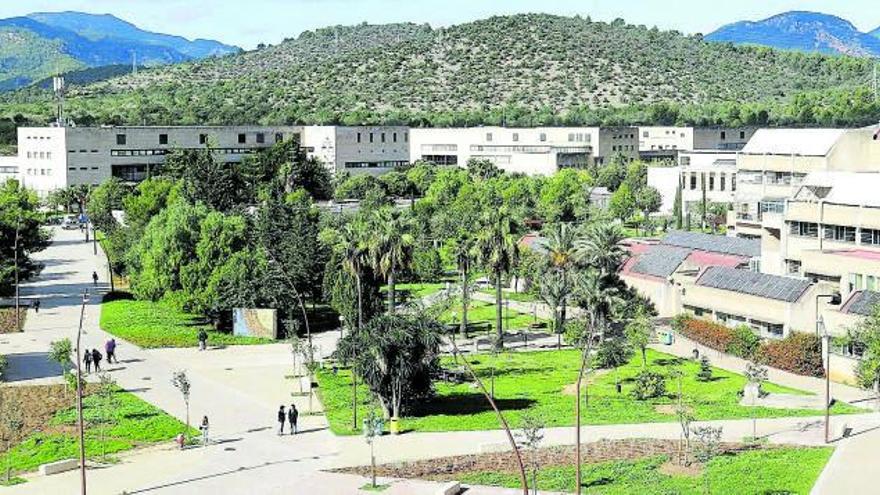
[17, 127, 68, 197]
[647, 166, 680, 214]
[638, 126, 694, 152]
[693, 127, 756, 151]
[333, 126, 410, 175]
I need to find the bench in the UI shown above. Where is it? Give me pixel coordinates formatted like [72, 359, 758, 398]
[435, 481, 461, 495]
[39, 458, 79, 476]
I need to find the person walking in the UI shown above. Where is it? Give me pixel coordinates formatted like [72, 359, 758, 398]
[92, 348, 102, 372]
[277, 405, 286, 435]
[83, 348, 92, 374]
[32, 299, 40, 313]
[287, 404, 298, 435]
[197, 329, 208, 351]
[105, 338, 117, 364]
[200, 416, 210, 446]
[92, 271, 99, 287]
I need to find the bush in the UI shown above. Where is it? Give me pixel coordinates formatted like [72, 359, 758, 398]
[727, 325, 761, 359]
[756, 333, 824, 377]
[593, 337, 633, 369]
[696, 355, 713, 382]
[0, 353, 7, 381]
[411, 248, 444, 282]
[631, 369, 666, 400]
[675, 317, 734, 352]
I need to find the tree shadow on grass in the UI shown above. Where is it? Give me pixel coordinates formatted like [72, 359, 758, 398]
[653, 358, 687, 367]
[411, 392, 535, 417]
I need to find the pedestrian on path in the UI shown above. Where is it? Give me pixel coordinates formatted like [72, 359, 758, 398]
[200, 416, 210, 446]
[32, 299, 40, 313]
[277, 405, 286, 435]
[287, 404, 298, 435]
[92, 348, 102, 372]
[198, 329, 208, 351]
[92, 271, 99, 287]
[105, 338, 117, 364]
[83, 348, 92, 373]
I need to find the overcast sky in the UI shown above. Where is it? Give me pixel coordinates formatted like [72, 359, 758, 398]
[7, 0, 880, 50]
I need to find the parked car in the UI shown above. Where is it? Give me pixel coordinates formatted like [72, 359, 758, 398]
[61, 216, 81, 230]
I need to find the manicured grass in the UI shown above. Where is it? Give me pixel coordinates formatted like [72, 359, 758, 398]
[0, 388, 193, 475]
[101, 296, 273, 348]
[359, 483, 391, 492]
[459, 447, 832, 494]
[316, 349, 861, 435]
[439, 299, 545, 332]
[479, 289, 539, 304]
[391, 282, 448, 300]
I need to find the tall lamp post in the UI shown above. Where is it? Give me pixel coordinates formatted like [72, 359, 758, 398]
[815, 292, 841, 444]
[75, 290, 90, 495]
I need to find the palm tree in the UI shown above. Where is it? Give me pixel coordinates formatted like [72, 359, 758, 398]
[452, 232, 476, 338]
[538, 269, 568, 349]
[575, 223, 626, 281]
[337, 219, 370, 330]
[368, 207, 415, 314]
[476, 210, 519, 350]
[545, 223, 577, 331]
[571, 270, 621, 495]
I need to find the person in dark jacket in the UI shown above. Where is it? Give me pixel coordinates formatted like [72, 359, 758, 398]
[33, 299, 40, 313]
[277, 405, 286, 435]
[91, 348, 102, 372]
[287, 404, 298, 435]
[105, 338, 117, 364]
[83, 348, 92, 373]
[198, 329, 208, 351]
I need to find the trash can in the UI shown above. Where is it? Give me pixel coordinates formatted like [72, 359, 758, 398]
[662, 332, 673, 345]
[389, 416, 400, 435]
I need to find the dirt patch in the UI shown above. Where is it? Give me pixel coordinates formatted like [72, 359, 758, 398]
[659, 460, 703, 477]
[0, 307, 26, 333]
[335, 439, 758, 481]
[0, 384, 93, 450]
[655, 404, 693, 415]
[561, 369, 611, 395]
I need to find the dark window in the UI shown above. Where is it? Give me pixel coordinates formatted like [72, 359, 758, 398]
[357, 132, 362, 143]
[740, 131, 746, 139]
[159, 134, 168, 145]
[199, 134, 208, 145]
[238, 133, 246, 144]
[275, 133, 283, 143]
[116, 134, 126, 145]
[256, 133, 265, 144]
[393, 132, 398, 143]
[370, 133, 374, 143]
[404, 132, 408, 142]
[381, 132, 386, 143]
[720, 131, 727, 140]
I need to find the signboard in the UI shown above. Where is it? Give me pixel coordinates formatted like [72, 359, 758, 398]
[233, 308, 278, 339]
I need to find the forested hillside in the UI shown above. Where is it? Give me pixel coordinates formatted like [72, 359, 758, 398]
[2, 14, 879, 128]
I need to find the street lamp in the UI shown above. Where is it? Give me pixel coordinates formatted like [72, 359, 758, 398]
[555, 305, 563, 350]
[75, 290, 90, 495]
[339, 315, 345, 338]
[815, 292, 841, 444]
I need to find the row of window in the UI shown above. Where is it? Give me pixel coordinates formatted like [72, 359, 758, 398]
[110, 147, 260, 157]
[420, 154, 458, 166]
[686, 172, 736, 192]
[684, 305, 783, 337]
[788, 222, 880, 246]
[69, 149, 99, 154]
[25, 151, 53, 160]
[356, 132, 408, 144]
[68, 167, 100, 171]
[848, 272, 879, 293]
[24, 168, 53, 176]
[642, 130, 687, 138]
[117, 132, 290, 146]
[344, 160, 409, 169]
[24, 135, 52, 140]
[736, 171, 806, 186]
[0, 166, 18, 174]
[611, 144, 635, 152]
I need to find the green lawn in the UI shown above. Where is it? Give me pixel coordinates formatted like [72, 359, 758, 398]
[391, 282, 448, 300]
[439, 299, 545, 332]
[316, 348, 861, 435]
[0, 389, 193, 475]
[100, 296, 272, 348]
[460, 446, 832, 494]
[478, 289, 539, 304]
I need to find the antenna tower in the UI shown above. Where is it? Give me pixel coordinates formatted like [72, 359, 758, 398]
[53, 76, 65, 127]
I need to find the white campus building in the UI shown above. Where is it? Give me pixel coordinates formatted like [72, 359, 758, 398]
[16, 125, 411, 196]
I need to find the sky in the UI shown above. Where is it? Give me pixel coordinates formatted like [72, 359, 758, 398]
[6, 0, 880, 50]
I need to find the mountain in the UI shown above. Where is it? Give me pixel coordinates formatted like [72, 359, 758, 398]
[3, 14, 876, 129]
[0, 11, 239, 90]
[706, 11, 880, 57]
[871, 26, 880, 39]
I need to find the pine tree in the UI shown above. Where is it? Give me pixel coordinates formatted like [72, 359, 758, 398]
[673, 179, 683, 230]
[697, 355, 713, 382]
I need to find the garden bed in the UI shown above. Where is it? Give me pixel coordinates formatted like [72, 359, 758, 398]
[0, 307, 25, 333]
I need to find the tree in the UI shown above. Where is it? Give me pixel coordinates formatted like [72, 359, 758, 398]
[608, 182, 636, 223]
[476, 210, 519, 349]
[516, 412, 545, 495]
[86, 178, 129, 233]
[634, 186, 662, 235]
[0, 397, 22, 482]
[625, 306, 652, 367]
[744, 362, 768, 439]
[335, 313, 441, 419]
[367, 207, 415, 314]
[163, 147, 248, 212]
[467, 158, 502, 181]
[672, 178, 683, 230]
[696, 355, 713, 382]
[575, 223, 626, 282]
[451, 232, 476, 337]
[545, 222, 577, 331]
[49, 338, 73, 396]
[411, 247, 443, 283]
[851, 305, 880, 409]
[95, 372, 119, 461]
[0, 180, 50, 296]
[539, 269, 569, 349]
[171, 370, 192, 437]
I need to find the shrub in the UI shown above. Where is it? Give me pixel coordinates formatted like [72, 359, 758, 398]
[631, 369, 666, 400]
[675, 317, 734, 352]
[756, 333, 824, 377]
[726, 325, 760, 359]
[411, 248, 444, 282]
[593, 337, 633, 370]
[696, 355, 713, 382]
[0, 354, 7, 381]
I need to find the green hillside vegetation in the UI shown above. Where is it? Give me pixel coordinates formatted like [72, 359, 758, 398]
[0, 27, 84, 90]
[2, 14, 878, 128]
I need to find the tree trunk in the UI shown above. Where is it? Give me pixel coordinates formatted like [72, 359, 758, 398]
[495, 272, 504, 350]
[356, 272, 363, 331]
[575, 324, 596, 495]
[387, 270, 396, 314]
[460, 263, 469, 338]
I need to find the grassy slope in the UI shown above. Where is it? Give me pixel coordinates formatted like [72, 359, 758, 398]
[0, 388, 192, 475]
[316, 349, 861, 435]
[460, 447, 833, 494]
[100, 298, 272, 348]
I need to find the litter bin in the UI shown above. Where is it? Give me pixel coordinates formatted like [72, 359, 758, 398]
[662, 332, 673, 345]
[389, 416, 400, 435]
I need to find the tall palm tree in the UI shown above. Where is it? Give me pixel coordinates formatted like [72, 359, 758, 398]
[575, 223, 626, 281]
[337, 218, 370, 331]
[571, 270, 621, 495]
[545, 223, 577, 331]
[452, 232, 476, 338]
[538, 269, 568, 349]
[368, 207, 415, 314]
[476, 210, 519, 350]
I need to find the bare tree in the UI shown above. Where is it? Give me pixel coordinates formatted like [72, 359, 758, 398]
[171, 371, 191, 437]
[516, 412, 546, 495]
[95, 372, 118, 461]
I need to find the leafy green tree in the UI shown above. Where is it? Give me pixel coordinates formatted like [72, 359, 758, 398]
[163, 148, 248, 212]
[634, 186, 662, 235]
[411, 247, 443, 282]
[608, 182, 636, 223]
[538, 170, 591, 223]
[335, 174, 388, 200]
[367, 207, 415, 314]
[467, 158, 503, 181]
[625, 306, 653, 367]
[451, 232, 477, 337]
[851, 306, 880, 408]
[0, 180, 50, 296]
[476, 209, 519, 349]
[86, 178, 129, 232]
[673, 179, 683, 230]
[322, 216, 373, 330]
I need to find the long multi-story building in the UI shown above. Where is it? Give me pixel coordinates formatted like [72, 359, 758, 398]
[16, 124, 411, 196]
[409, 126, 639, 176]
[639, 126, 757, 162]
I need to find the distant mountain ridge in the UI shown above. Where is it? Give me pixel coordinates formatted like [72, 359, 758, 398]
[707, 11, 880, 57]
[0, 11, 239, 90]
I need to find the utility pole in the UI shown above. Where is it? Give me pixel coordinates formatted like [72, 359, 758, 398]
[53, 76, 65, 127]
[13, 212, 20, 332]
[76, 291, 90, 495]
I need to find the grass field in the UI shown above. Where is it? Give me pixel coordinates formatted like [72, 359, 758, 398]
[0, 387, 192, 476]
[439, 298, 545, 332]
[316, 348, 861, 435]
[478, 289, 539, 304]
[100, 295, 272, 348]
[459, 447, 831, 494]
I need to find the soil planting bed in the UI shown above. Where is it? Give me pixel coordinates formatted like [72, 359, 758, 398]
[0, 384, 93, 450]
[0, 308, 25, 333]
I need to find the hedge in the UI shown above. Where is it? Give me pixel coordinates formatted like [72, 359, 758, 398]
[756, 333, 825, 378]
[672, 316, 734, 353]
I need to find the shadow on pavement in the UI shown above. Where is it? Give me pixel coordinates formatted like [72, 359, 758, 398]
[4, 351, 63, 382]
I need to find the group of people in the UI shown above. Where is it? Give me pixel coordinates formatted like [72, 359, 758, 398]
[83, 338, 118, 373]
[277, 404, 299, 435]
